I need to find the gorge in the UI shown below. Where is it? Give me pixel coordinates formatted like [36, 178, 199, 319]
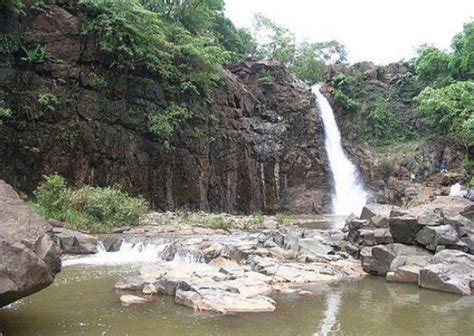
[0, 1, 473, 335]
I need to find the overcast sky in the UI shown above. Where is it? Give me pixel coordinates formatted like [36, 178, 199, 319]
[225, 0, 474, 64]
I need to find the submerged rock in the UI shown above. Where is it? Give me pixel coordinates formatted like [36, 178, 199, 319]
[120, 295, 148, 305]
[0, 180, 62, 307]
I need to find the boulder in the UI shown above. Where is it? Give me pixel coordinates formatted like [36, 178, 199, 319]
[100, 235, 123, 252]
[120, 295, 147, 305]
[361, 243, 432, 276]
[52, 228, 98, 254]
[386, 255, 431, 283]
[360, 204, 394, 222]
[419, 250, 474, 295]
[114, 276, 156, 291]
[416, 225, 459, 251]
[389, 215, 422, 244]
[360, 228, 394, 246]
[296, 238, 333, 259]
[175, 288, 276, 314]
[0, 180, 62, 307]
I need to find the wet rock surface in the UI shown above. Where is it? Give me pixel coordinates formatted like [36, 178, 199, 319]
[346, 196, 474, 294]
[0, 180, 62, 307]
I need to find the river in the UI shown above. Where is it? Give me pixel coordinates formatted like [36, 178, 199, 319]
[1, 264, 473, 335]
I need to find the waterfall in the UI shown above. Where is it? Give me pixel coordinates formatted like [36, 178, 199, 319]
[313, 85, 368, 217]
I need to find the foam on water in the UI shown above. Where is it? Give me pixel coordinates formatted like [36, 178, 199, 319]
[62, 241, 167, 267]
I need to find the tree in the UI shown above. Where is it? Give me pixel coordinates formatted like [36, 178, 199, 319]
[253, 13, 296, 66]
[292, 40, 347, 83]
[449, 22, 474, 81]
[415, 81, 474, 146]
[213, 14, 257, 61]
[292, 42, 326, 83]
[414, 45, 453, 87]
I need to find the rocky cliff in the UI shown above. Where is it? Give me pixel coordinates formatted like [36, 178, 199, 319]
[0, 179, 61, 307]
[322, 62, 467, 205]
[0, 3, 331, 214]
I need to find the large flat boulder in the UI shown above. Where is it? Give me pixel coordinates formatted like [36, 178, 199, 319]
[0, 180, 62, 307]
[175, 288, 276, 314]
[419, 249, 474, 295]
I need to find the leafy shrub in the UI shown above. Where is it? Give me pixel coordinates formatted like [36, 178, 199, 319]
[275, 212, 294, 226]
[148, 103, 192, 149]
[379, 157, 395, 179]
[415, 81, 474, 145]
[34, 174, 72, 218]
[32, 174, 148, 232]
[88, 72, 108, 90]
[0, 106, 12, 119]
[207, 217, 231, 231]
[333, 89, 359, 111]
[1, 0, 23, 13]
[21, 44, 53, 64]
[258, 69, 275, 87]
[0, 34, 20, 65]
[37, 92, 60, 112]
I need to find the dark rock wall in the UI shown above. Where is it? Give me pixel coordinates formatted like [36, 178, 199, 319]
[0, 4, 332, 214]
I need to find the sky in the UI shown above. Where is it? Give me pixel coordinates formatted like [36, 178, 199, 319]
[225, 0, 474, 64]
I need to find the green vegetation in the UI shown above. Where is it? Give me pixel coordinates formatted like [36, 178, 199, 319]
[21, 44, 53, 64]
[87, 72, 108, 90]
[413, 22, 473, 147]
[327, 21, 473, 150]
[31, 174, 148, 233]
[207, 217, 231, 231]
[148, 103, 192, 149]
[37, 92, 60, 112]
[0, 106, 12, 119]
[415, 81, 473, 145]
[253, 14, 347, 83]
[1, 0, 23, 13]
[275, 212, 294, 226]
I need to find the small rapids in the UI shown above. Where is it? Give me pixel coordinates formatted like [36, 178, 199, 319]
[62, 241, 168, 266]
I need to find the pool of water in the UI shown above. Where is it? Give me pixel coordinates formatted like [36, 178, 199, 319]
[1, 265, 473, 335]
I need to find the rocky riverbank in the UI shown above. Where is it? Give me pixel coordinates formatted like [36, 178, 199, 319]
[344, 196, 473, 295]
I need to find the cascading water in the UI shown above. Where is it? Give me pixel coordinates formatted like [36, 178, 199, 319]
[313, 85, 368, 217]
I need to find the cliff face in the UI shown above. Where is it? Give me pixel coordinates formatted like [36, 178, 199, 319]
[322, 62, 467, 205]
[0, 4, 331, 214]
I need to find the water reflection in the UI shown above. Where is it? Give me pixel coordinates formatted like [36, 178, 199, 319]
[315, 292, 342, 336]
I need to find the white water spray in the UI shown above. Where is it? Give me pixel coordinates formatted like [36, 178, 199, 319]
[449, 183, 467, 197]
[62, 241, 167, 266]
[313, 85, 368, 216]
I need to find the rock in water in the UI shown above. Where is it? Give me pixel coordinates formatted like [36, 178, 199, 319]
[0, 180, 62, 307]
[419, 250, 474, 295]
[52, 228, 98, 254]
[120, 295, 147, 305]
